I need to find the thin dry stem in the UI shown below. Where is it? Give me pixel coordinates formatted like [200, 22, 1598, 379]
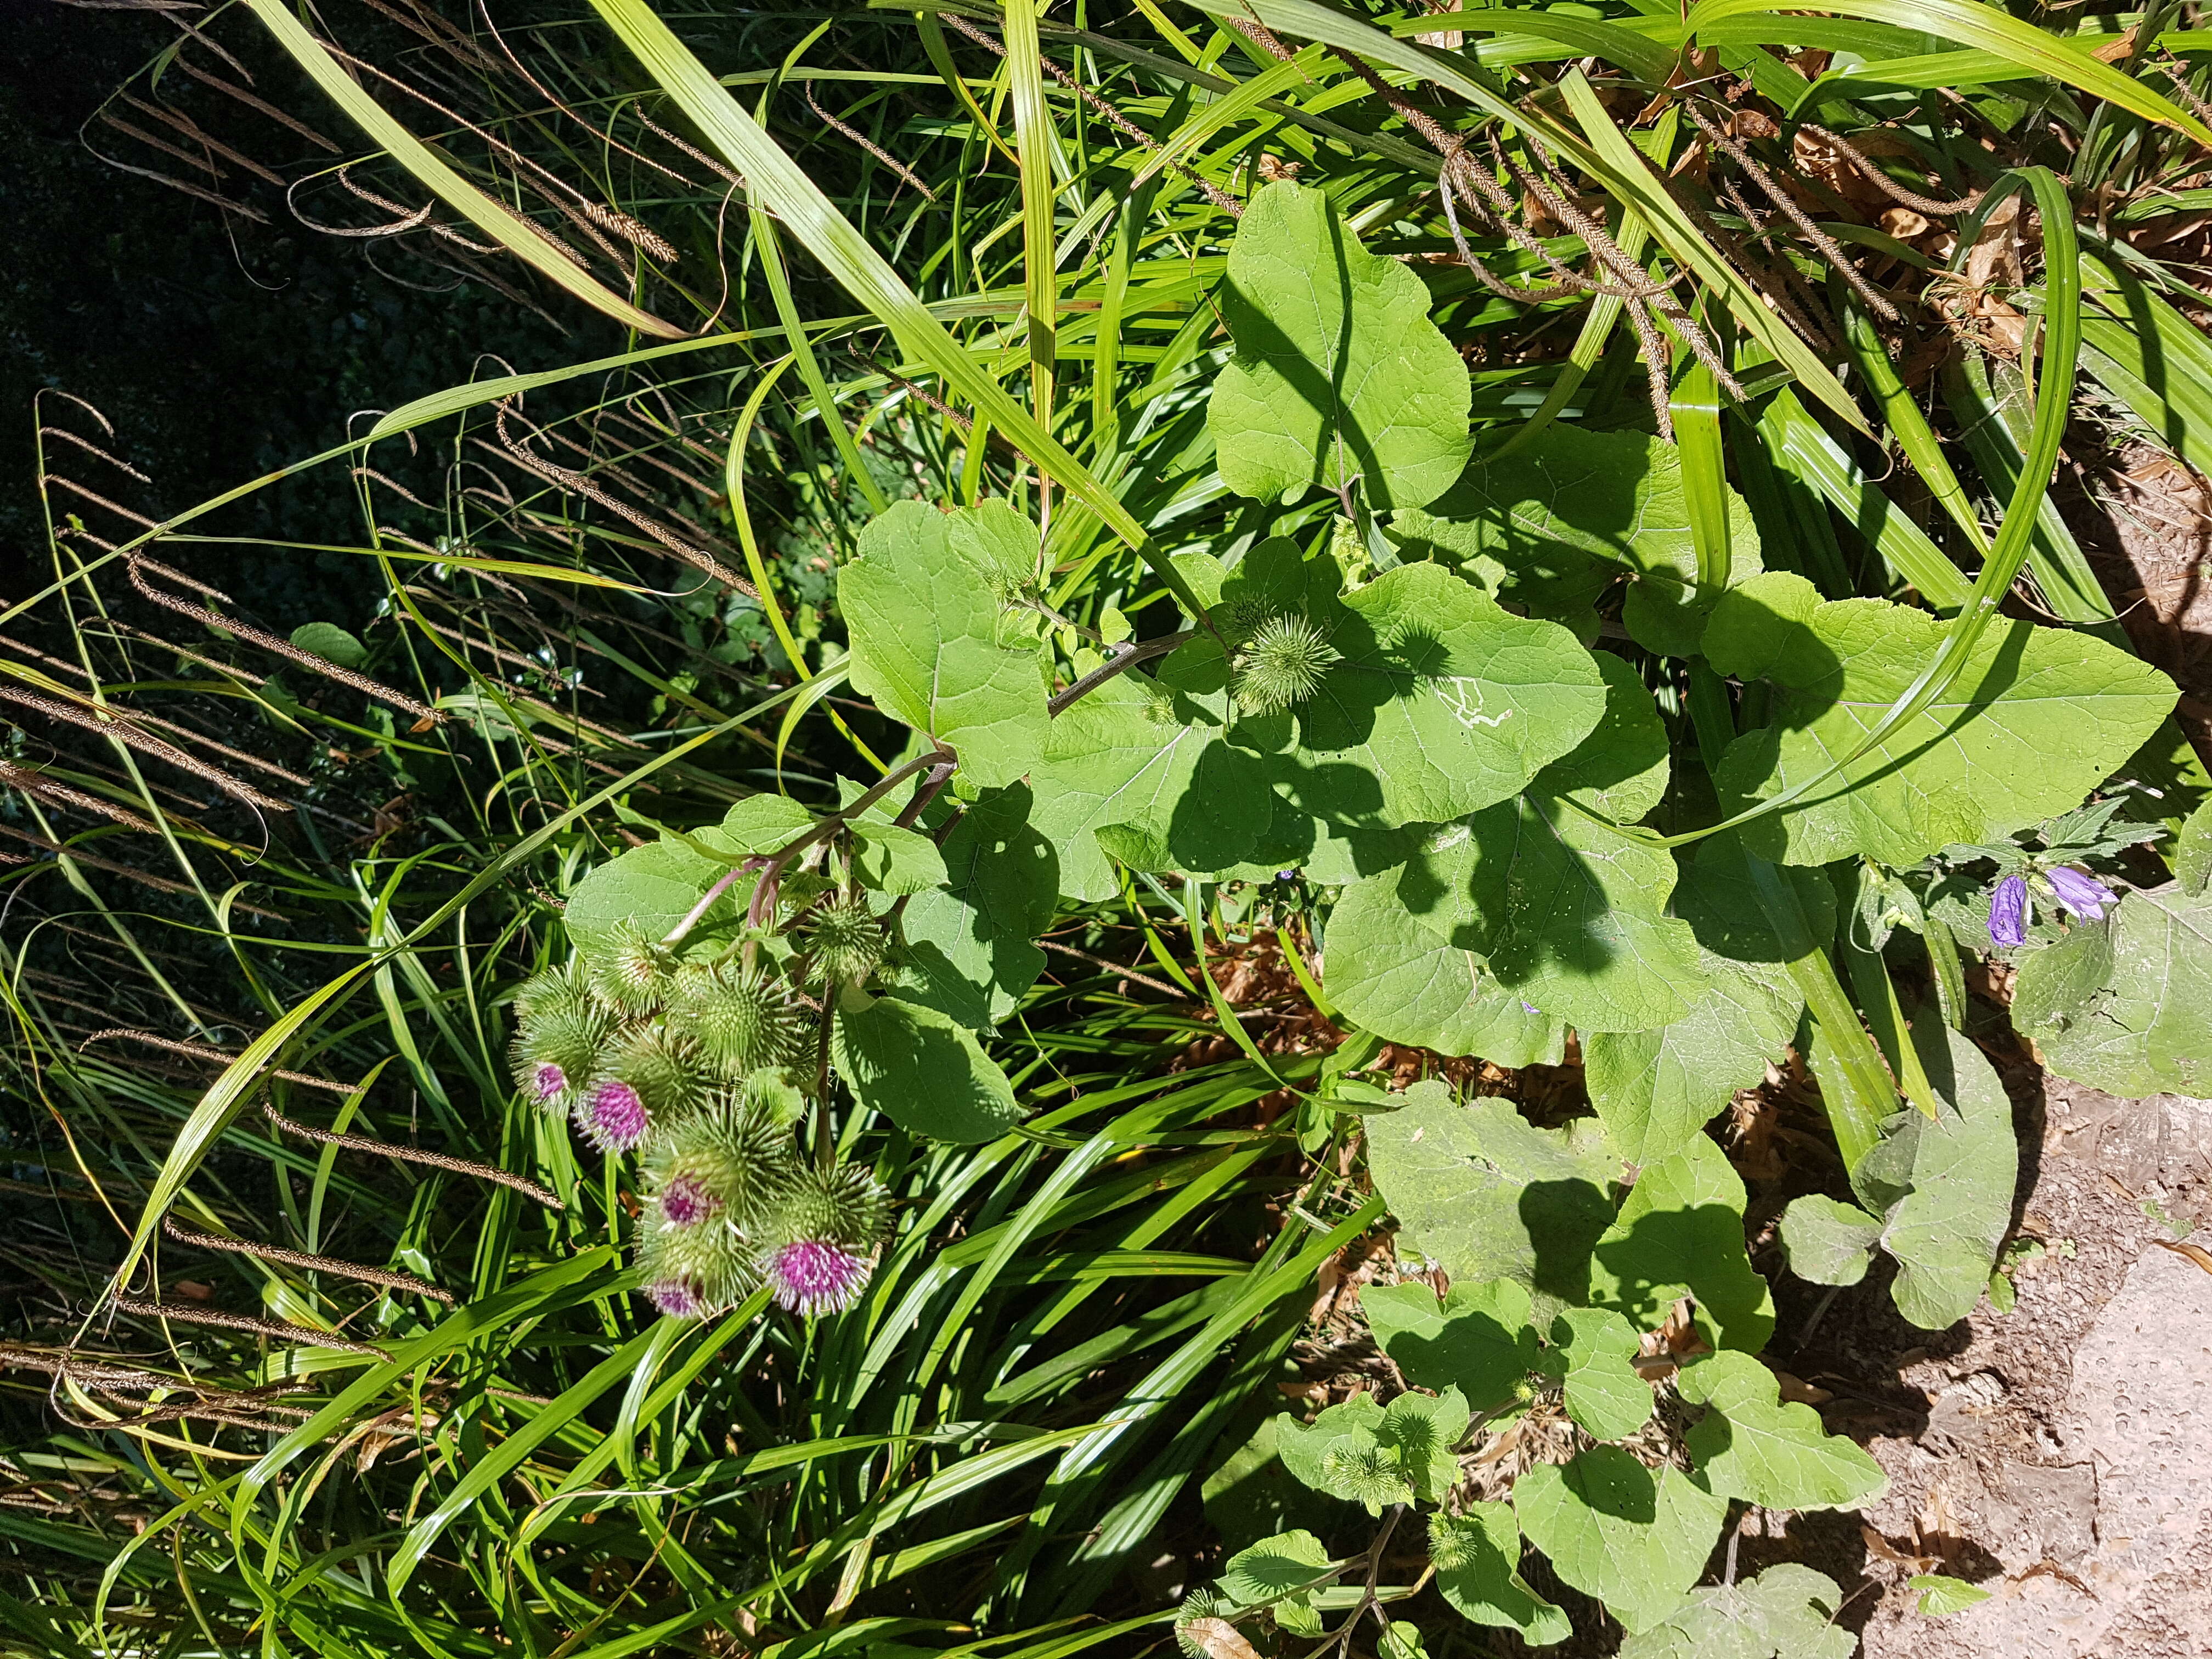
[109, 1298, 388, 1358]
[161, 1215, 452, 1304]
[263, 1102, 566, 1210]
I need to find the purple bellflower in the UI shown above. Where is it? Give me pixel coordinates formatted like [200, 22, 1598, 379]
[2045, 866, 2111, 923]
[1989, 874, 2029, 949]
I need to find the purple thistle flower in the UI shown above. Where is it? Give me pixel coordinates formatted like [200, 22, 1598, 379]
[761, 1238, 873, 1317]
[645, 1277, 705, 1319]
[2045, 866, 2111, 923]
[659, 1172, 723, 1227]
[530, 1060, 568, 1104]
[1989, 874, 2029, 948]
[578, 1079, 649, 1152]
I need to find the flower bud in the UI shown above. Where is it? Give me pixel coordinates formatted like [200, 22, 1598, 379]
[516, 962, 594, 1025]
[670, 961, 805, 1078]
[589, 921, 674, 1017]
[573, 1025, 705, 1152]
[798, 895, 887, 986]
[511, 1003, 610, 1114]
[641, 1093, 800, 1231]
[635, 1204, 757, 1318]
[1232, 613, 1339, 715]
[1989, 873, 2029, 949]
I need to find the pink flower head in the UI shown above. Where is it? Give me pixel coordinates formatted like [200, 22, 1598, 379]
[1989, 874, 2029, 949]
[2046, 866, 2111, 923]
[762, 1238, 872, 1317]
[531, 1061, 568, 1104]
[579, 1079, 649, 1152]
[659, 1172, 722, 1227]
[645, 1277, 705, 1318]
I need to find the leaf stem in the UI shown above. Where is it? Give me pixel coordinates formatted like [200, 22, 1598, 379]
[1046, 630, 1194, 716]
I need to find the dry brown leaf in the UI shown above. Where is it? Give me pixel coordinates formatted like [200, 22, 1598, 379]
[1179, 1618, 1262, 1659]
[1862, 1524, 1942, 1573]
[1880, 206, 1932, 240]
[2154, 1237, 2212, 1277]
[1774, 1370, 1835, 1406]
[2089, 28, 2137, 63]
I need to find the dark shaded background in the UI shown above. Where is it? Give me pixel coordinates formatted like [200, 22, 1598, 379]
[0, 0, 601, 613]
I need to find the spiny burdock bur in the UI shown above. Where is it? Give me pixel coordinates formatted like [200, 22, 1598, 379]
[644, 1091, 800, 1233]
[797, 893, 887, 985]
[511, 973, 612, 1110]
[759, 1158, 889, 1317]
[578, 1023, 706, 1153]
[590, 918, 676, 1017]
[636, 1094, 803, 1317]
[669, 960, 805, 1078]
[1232, 612, 1339, 714]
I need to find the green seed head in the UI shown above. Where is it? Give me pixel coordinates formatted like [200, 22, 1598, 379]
[589, 921, 674, 1017]
[670, 961, 805, 1079]
[1233, 613, 1339, 714]
[798, 895, 887, 986]
[516, 962, 594, 1026]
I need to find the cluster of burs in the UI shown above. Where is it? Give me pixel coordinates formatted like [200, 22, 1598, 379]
[507, 899, 892, 1321]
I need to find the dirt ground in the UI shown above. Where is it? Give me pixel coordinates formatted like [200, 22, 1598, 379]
[1764, 1073, 2212, 1658]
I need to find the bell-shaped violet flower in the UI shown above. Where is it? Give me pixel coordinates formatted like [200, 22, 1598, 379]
[1989, 874, 2029, 948]
[2045, 866, 2111, 923]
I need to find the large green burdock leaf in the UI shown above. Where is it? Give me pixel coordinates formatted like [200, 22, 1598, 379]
[1589, 1135, 1774, 1352]
[1218, 1528, 1331, 1632]
[1861, 1022, 2017, 1328]
[1583, 839, 1804, 1163]
[1393, 653, 1708, 1032]
[565, 836, 742, 964]
[2013, 883, 2212, 1097]
[1780, 1020, 2017, 1330]
[1364, 1278, 1539, 1412]
[1777, 1196, 1883, 1288]
[1210, 180, 1471, 512]
[831, 991, 1022, 1142]
[1514, 1448, 1729, 1634]
[1706, 572, 2175, 867]
[1323, 868, 1565, 1065]
[1583, 944, 1799, 1164]
[1393, 424, 1764, 656]
[839, 500, 1051, 789]
[1616, 1564, 1855, 1659]
[1679, 1351, 1887, 1509]
[1539, 1307, 1654, 1441]
[1226, 555, 1606, 831]
[899, 785, 1057, 1031]
[1026, 651, 1272, 901]
[1430, 1504, 1571, 1646]
[1365, 1084, 1617, 1310]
